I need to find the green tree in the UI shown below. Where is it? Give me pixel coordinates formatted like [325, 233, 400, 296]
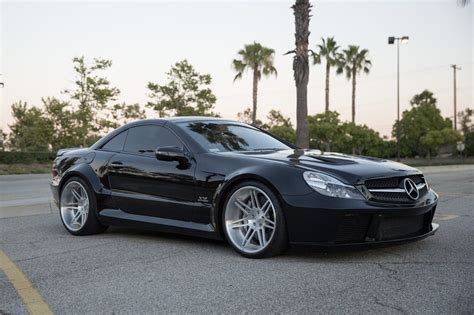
[287, 0, 312, 148]
[147, 60, 218, 117]
[457, 108, 473, 156]
[8, 98, 84, 152]
[394, 90, 453, 157]
[458, 108, 473, 134]
[336, 45, 371, 123]
[307, 111, 394, 158]
[112, 103, 146, 125]
[465, 132, 474, 156]
[341, 123, 387, 157]
[63, 56, 120, 146]
[7, 98, 145, 152]
[42, 98, 81, 151]
[0, 128, 7, 151]
[265, 110, 295, 144]
[8, 101, 53, 151]
[420, 128, 462, 159]
[266, 110, 292, 128]
[308, 111, 342, 151]
[232, 42, 277, 125]
[7, 56, 146, 152]
[312, 37, 340, 112]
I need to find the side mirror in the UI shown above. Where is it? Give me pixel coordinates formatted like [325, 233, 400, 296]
[155, 146, 189, 163]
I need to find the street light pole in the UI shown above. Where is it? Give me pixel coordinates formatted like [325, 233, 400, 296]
[388, 36, 409, 161]
[451, 64, 461, 131]
[396, 39, 400, 161]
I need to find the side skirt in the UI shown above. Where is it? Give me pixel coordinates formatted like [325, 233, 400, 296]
[98, 209, 222, 240]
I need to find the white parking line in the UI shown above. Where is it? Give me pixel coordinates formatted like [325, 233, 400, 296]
[434, 213, 460, 221]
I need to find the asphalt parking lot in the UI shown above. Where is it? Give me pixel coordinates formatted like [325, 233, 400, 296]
[1, 165, 473, 314]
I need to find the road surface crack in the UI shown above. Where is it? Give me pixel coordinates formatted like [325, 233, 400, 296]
[373, 295, 407, 314]
[375, 263, 405, 290]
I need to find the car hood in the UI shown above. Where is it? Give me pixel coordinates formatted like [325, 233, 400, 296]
[227, 149, 421, 185]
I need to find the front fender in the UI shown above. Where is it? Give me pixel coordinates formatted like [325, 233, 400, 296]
[218, 165, 313, 198]
[210, 165, 313, 234]
[58, 163, 104, 195]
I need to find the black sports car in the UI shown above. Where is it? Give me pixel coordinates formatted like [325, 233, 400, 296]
[51, 117, 439, 258]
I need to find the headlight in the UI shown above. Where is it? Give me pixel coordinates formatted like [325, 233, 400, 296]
[303, 171, 365, 200]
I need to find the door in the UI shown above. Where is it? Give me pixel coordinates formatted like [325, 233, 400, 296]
[107, 124, 196, 221]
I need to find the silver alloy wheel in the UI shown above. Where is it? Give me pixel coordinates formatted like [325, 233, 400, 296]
[60, 181, 89, 232]
[224, 186, 277, 254]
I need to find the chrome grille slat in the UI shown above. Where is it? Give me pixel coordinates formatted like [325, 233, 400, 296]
[365, 175, 428, 203]
[368, 183, 426, 193]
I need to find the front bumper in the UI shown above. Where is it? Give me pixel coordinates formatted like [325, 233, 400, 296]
[282, 189, 439, 247]
[50, 177, 60, 207]
[291, 223, 439, 249]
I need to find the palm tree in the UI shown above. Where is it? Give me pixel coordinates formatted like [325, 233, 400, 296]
[287, 0, 312, 148]
[313, 37, 340, 112]
[232, 42, 277, 125]
[337, 45, 372, 124]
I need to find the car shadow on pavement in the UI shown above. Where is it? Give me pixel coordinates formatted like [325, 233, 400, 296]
[105, 225, 423, 261]
[286, 240, 425, 262]
[106, 226, 228, 248]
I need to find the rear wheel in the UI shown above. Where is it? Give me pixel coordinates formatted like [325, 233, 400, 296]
[222, 181, 288, 258]
[59, 177, 107, 236]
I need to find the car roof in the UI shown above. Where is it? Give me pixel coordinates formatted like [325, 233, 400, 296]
[132, 116, 241, 124]
[90, 117, 252, 151]
[164, 116, 229, 123]
[118, 116, 243, 126]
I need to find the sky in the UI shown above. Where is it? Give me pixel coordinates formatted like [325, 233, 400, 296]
[0, 0, 472, 137]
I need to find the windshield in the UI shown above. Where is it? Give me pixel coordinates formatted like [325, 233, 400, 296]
[178, 122, 291, 152]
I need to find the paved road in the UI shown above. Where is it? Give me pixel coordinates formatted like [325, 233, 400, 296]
[0, 174, 55, 218]
[0, 166, 473, 314]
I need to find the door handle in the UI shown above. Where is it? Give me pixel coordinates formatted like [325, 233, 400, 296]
[110, 161, 124, 169]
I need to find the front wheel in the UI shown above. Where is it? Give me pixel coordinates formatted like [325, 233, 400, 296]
[59, 177, 107, 236]
[222, 181, 288, 258]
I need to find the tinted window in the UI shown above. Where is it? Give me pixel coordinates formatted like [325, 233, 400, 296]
[101, 131, 128, 152]
[178, 122, 290, 152]
[123, 125, 183, 155]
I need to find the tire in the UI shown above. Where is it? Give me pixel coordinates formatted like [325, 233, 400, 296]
[222, 180, 288, 258]
[59, 176, 108, 236]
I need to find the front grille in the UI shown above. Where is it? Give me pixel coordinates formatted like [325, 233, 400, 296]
[365, 175, 427, 203]
[370, 191, 411, 202]
[334, 214, 371, 243]
[365, 174, 424, 189]
[379, 214, 425, 240]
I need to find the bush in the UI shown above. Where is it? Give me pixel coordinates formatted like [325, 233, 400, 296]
[465, 131, 474, 156]
[0, 151, 56, 164]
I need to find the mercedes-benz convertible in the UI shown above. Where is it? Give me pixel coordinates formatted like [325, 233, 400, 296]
[51, 117, 439, 258]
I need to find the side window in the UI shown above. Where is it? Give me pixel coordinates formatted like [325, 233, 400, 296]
[101, 131, 128, 152]
[158, 127, 184, 149]
[123, 125, 183, 155]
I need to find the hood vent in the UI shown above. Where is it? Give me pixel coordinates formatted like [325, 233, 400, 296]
[304, 155, 357, 165]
